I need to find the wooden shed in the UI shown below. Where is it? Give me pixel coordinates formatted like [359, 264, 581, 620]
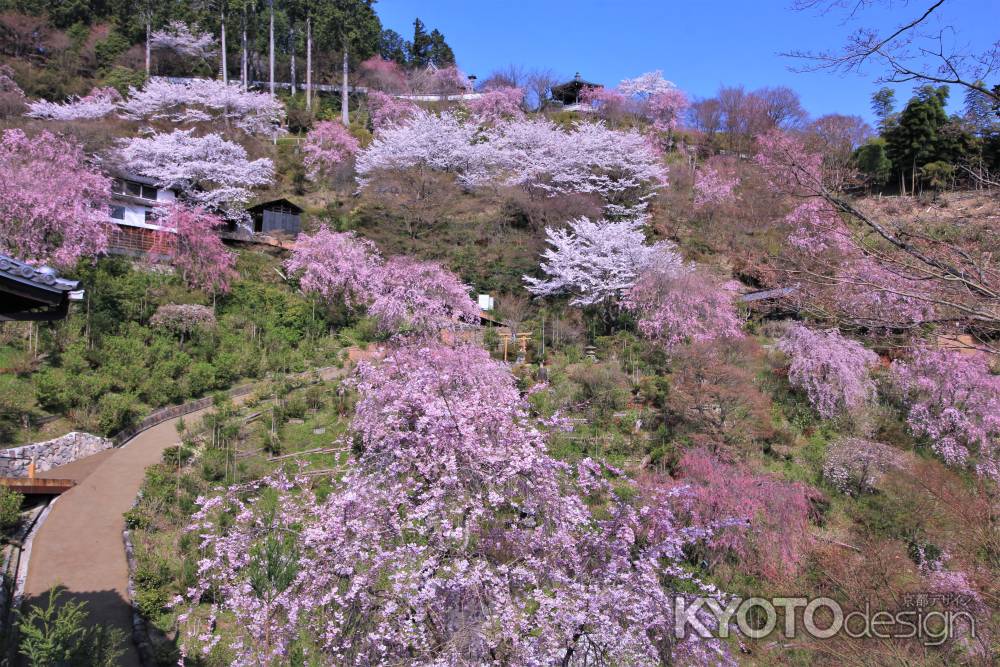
[248, 198, 303, 235]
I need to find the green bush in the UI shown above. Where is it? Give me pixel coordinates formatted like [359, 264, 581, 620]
[102, 66, 146, 95]
[123, 507, 151, 530]
[17, 587, 126, 666]
[96, 393, 138, 436]
[94, 31, 131, 71]
[134, 586, 169, 619]
[0, 486, 24, 531]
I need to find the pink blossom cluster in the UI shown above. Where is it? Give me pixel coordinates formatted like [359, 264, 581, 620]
[358, 56, 408, 92]
[580, 85, 629, 116]
[25, 86, 121, 120]
[148, 21, 216, 59]
[625, 266, 745, 352]
[149, 303, 216, 335]
[283, 227, 381, 308]
[301, 121, 360, 181]
[365, 90, 417, 129]
[467, 86, 524, 124]
[822, 437, 905, 495]
[150, 204, 237, 292]
[180, 343, 734, 665]
[692, 164, 739, 208]
[285, 227, 479, 335]
[0, 129, 109, 267]
[524, 216, 683, 306]
[580, 71, 689, 134]
[357, 110, 667, 217]
[777, 324, 879, 419]
[672, 449, 815, 583]
[119, 78, 285, 134]
[891, 348, 1000, 480]
[117, 129, 274, 218]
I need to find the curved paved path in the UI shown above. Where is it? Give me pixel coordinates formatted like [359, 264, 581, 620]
[21, 365, 352, 665]
[24, 407, 214, 666]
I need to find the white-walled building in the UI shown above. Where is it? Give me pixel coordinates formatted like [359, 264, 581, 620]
[106, 174, 178, 255]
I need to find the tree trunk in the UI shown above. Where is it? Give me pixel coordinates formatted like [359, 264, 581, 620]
[269, 1, 275, 97]
[241, 20, 248, 92]
[305, 17, 312, 110]
[289, 28, 296, 96]
[220, 8, 228, 83]
[145, 21, 151, 75]
[341, 47, 349, 125]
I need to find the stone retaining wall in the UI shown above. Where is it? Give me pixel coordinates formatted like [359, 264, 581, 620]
[0, 432, 112, 477]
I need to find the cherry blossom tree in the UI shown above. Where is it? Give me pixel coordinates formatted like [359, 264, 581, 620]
[358, 56, 408, 92]
[618, 70, 678, 98]
[891, 348, 1000, 480]
[625, 267, 744, 351]
[646, 87, 690, 135]
[823, 437, 906, 496]
[693, 163, 739, 208]
[180, 342, 734, 665]
[355, 110, 483, 187]
[0, 129, 109, 267]
[284, 227, 382, 308]
[149, 204, 237, 293]
[117, 129, 273, 220]
[485, 118, 668, 217]
[25, 86, 121, 120]
[356, 112, 668, 219]
[672, 449, 816, 583]
[467, 86, 524, 124]
[119, 78, 284, 135]
[285, 229, 478, 336]
[301, 121, 360, 181]
[366, 90, 417, 130]
[777, 324, 879, 419]
[149, 21, 217, 60]
[580, 85, 629, 120]
[524, 216, 680, 308]
[368, 256, 480, 335]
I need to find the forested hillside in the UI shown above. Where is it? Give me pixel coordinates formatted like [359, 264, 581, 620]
[0, 0, 997, 665]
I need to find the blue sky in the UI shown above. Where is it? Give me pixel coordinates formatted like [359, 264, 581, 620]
[376, 0, 999, 124]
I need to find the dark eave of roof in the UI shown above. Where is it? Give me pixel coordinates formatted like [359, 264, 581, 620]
[247, 197, 304, 213]
[0, 255, 80, 320]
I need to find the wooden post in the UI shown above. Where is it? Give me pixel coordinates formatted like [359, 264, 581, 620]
[305, 16, 312, 110]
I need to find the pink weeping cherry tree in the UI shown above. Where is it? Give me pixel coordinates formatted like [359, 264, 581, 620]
[150, 204, 237, 293]
[777, 324, 879, 419]
[0, 129, 110, 267]
[891, 348, 1000, 481]
[284, 227, 478, 336]
[178, 343, 734, 665]
[301, 121, 360, 181]
[467, 86, 525, 124]
[365, 90, 417, 130]
[283, 226, 382, 308]
[368, 256, 480, 335]
[693, 163, 739, 208]
[624, 265, 745, 352]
